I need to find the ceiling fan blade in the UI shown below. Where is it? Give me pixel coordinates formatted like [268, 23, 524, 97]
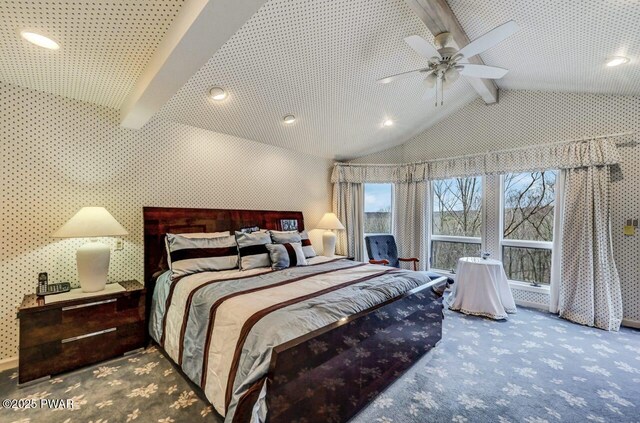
[377, 67, 428, 84]
[404, 35, 441, 59]
[459, 63, 509, 79]
[457, 20, 519, 59]
[422, 84, 437, 101]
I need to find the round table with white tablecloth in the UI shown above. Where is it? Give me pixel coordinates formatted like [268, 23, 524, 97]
[446, 257, 517, 320]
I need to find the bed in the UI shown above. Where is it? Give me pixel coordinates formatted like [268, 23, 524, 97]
[144, 207, 446, 423]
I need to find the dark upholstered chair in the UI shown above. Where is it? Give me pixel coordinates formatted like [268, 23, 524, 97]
[365, 235, 453, 290]
[365, 235, 419, 271]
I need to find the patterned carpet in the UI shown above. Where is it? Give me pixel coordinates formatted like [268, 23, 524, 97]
[1, 306, 638, 423]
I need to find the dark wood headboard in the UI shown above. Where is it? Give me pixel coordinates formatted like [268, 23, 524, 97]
[143, 207, 305, 289]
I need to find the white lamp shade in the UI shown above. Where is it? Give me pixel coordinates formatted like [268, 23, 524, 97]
[316, 212, 345, 230]
[52, 207, 128, 238]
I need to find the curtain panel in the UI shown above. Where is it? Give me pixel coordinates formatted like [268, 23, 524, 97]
[332, 138, 621, 182]
[393, 181, 429, 271]
[558, 166, 623, 331]
[332, 182, 364, 261]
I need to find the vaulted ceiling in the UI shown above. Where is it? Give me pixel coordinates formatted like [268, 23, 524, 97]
[447, 0, 640, 96]
[1, 0, 638, 160]
[158, 0, 477, 160]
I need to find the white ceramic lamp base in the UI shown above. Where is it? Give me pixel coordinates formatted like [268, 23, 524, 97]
[322, 230, 337, 257]
[76, 241, 110, 292]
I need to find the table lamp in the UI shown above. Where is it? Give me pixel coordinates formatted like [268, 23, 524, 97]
[52, 207, 128, 292]
[316, 212, 345, 257]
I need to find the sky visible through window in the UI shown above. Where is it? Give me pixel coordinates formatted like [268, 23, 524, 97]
[364, 184, 392, 212]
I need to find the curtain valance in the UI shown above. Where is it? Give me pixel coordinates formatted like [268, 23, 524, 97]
[485, 138, 621, 175]
[330, 163, 412, 183]
[331, 138, 622, 183]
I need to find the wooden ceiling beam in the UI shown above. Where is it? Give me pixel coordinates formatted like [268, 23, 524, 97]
[120, 0, 267, 129]
[404, 0, 499, 104]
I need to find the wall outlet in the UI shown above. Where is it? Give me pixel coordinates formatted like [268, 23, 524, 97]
[115, 239, 124, 251]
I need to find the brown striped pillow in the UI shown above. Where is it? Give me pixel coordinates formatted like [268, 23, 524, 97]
[166, 234, 238, 279]
[165, 231, 230, 268]
[235, 231, 272, 270]
[265, 242, 308, 270]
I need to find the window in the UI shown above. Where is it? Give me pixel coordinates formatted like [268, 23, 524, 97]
[501, 171, 557, 285]
[364, 183, 393, 235]
[430, 177, 483, 271]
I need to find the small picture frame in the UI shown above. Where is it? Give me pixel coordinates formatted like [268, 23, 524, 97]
[280, 219, 298, 231]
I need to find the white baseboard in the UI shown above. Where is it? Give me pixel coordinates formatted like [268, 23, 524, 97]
[0, 356, 18, 372]
[514, 299, 549, 311]
[622, 318, 640, 329]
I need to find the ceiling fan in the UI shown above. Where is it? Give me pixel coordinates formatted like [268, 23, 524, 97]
[378, 21, 519, 106]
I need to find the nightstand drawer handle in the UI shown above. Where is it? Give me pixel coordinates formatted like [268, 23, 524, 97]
[61, 298, 117, 311]
[61, 328, 116, 343]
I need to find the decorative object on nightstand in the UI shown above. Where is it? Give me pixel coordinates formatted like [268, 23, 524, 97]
[52, 207, 128, 293]
[316, 212, 345, 257]
[17, 280, 145, 385]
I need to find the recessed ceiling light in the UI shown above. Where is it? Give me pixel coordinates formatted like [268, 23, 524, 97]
[382, 119, 394, 127]
[283, 115, 296, 124]
[209, 87, 227, 101]
[606, 56, 630, 67]
[20, 30, 60, 50]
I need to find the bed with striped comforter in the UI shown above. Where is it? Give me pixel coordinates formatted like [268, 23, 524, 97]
[149, 256, 436, 422]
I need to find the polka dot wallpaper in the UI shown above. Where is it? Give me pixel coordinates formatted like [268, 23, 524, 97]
[354, 90, 640, 323]
[0, 82, 332, 360]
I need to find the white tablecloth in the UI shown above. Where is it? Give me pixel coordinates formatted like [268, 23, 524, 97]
[446, 257, 517, 320]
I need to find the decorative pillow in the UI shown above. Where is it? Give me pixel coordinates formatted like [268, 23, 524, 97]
[165, 231, 230, 268]
[265, 242, 308, 270]
[235, 231, 272, 270]
[269, 230, 316, 258]
[166, 234, 238, 279]
[268, 230, 302, 244]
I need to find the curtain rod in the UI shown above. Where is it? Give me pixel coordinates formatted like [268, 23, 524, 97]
[341, 131, 635, 167]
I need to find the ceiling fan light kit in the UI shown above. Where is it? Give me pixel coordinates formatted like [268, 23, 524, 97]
[378, 20, 519, 107]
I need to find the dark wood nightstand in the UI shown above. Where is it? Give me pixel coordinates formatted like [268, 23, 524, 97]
[17, 280, 145, 385]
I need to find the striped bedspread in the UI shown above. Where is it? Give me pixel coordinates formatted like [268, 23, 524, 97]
[149, 257, 435, 422]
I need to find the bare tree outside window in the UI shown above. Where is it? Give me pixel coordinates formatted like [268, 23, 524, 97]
[502, 171, 556, 285]
[432, 177, 482, 236]
[503, 172, 555, 242]
[431, 177, 482, 270]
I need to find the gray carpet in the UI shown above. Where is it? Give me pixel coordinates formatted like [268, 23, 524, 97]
[1, 306, 638, 423]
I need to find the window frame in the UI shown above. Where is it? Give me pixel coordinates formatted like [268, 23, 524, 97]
[429, 176, 485, 272]
[498, 171, 556, 288]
